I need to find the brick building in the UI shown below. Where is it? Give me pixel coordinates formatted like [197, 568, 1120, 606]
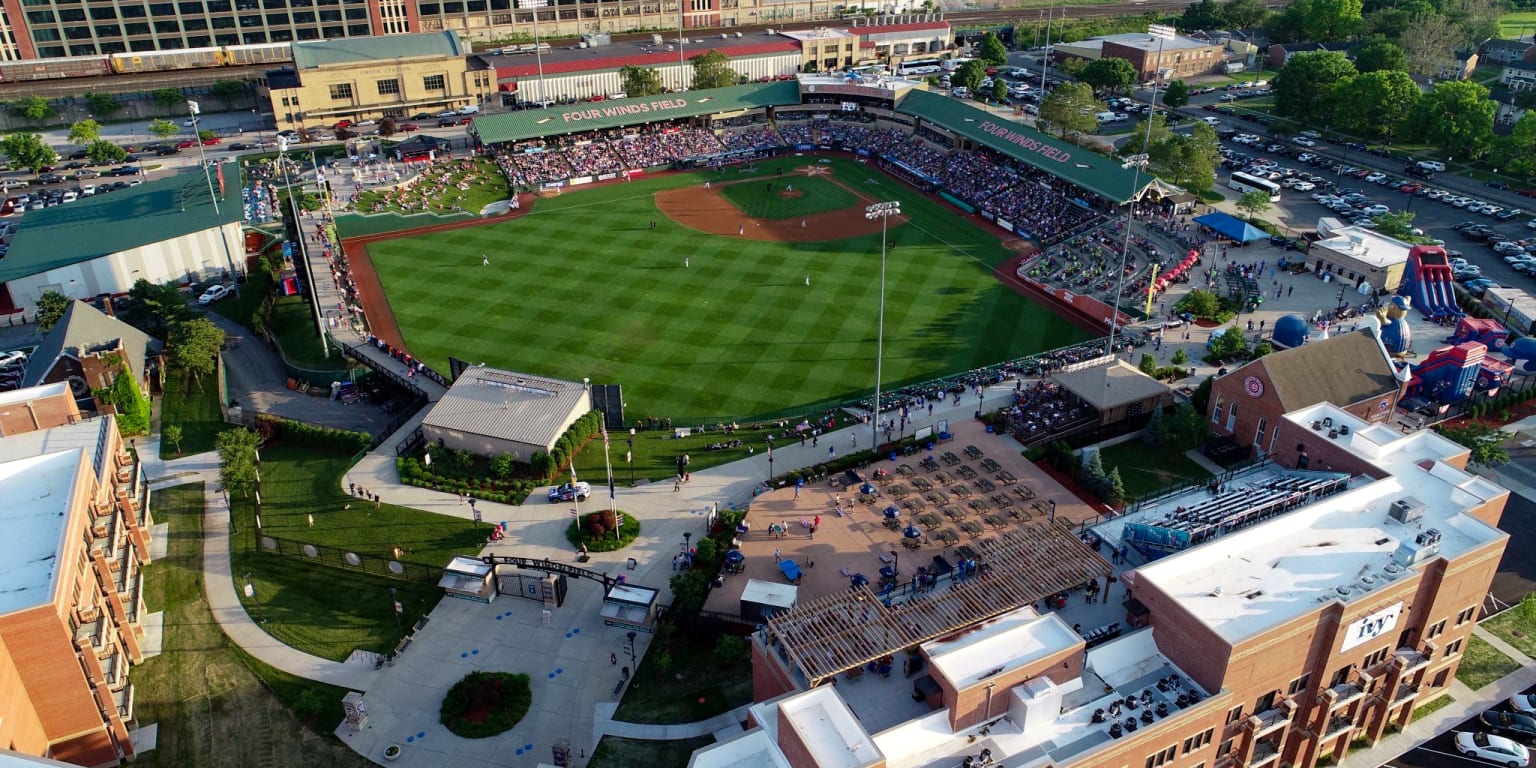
[0, 392, 155, 767]
[1208, 330, 1405, 458]
[0, 381, 83, 436]
[21, 301, 160, 413]
[1055, 32, 1228, 80]
[695, 398, 1505, 768]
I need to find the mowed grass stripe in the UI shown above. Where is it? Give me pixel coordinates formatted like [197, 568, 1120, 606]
[716, 174, 858, 219]
[366, 157, 1089, 420]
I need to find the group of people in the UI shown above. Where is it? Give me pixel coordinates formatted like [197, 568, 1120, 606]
[999, 381, 1090, 444]
[357, 155, 489, 215]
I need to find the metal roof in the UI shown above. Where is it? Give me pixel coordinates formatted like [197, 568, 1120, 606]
[422, 366, 588, 448]
[896, 89, 1151, 205]
[291, 31, 464, 69]
[1051, 359, 1175, 411]
[472, 80, 802, 144]
[22, 300, 159, 388]
[490, 39, 800, 78]
[0, 168, 243, 284]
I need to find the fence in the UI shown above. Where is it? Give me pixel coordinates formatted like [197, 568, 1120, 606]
[255, 532, 445, 585]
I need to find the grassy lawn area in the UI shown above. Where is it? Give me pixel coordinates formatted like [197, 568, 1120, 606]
[353, 156, 509, 216]
[1414, 694, 1455, 719]
[718, 173, 858, 218]
[1481, 597, 1536, 660]
[365, 156, 1089, 422]
[1097, 439, 1212, 501]
[207, 269, 273, 329]
[133, 484, 370, 768]
[573, 420, 821, 484]
[268, 295, 348, 371]
[228, 443, 482, 660]
[1454, 635, 1520, 690]
[1498, 11, 1536, 39]
[159, 372, 225, 458]
[613, 626, 752, 724]
[589, 736, 713, 768]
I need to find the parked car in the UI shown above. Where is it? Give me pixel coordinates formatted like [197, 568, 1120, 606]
[398, 123, 420, 132]
[198, 284, 232, 305]
[1454, 732, 1530, 766]
[108, 166, 141, 176]
[0, 350, 26, 369]
[1511, 694, 1536, 715]
[547, 481, 591, 503]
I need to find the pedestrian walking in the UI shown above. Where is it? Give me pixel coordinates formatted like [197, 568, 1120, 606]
[738, 225, 745, 236]
[308, 514, 314, 527]
[851, 433, 856, 448]
[801, 218, 807, 228]
[349, 482, 355, 495]
[684, 256, 689, 268]
[814, 514, 820, 528]
[611, 653, 618, 666]
[805, 273, 811, 286]
[674, 476, 681, 492]
[800, 432, 806, 447]
[1287, 285, 1294, 297]
[774, 548, 782, 563]
[829, 445, 836, 457]
[374, 494, 381, 509]
[482, 254, 489, 266]
[793, 484, 800, 499]
[813, 435, 818, 447]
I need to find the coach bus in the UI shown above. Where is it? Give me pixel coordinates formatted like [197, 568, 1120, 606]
[897, 58, 944, 76]
[1229, 171, 1281, 202]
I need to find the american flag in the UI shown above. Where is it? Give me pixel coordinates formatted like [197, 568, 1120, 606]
[603, 426, 616, 502]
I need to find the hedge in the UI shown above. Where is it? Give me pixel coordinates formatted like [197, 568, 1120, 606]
[439, 671, 531, 739]
[395, 456, 535, 505]
[255, 414, 370, 453]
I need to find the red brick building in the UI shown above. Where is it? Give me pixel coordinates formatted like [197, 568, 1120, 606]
[1208, 330, 1406, 458]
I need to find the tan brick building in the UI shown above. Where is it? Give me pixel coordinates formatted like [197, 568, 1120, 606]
[699, 398, 1506, 768]
[0, 396, 155, 768]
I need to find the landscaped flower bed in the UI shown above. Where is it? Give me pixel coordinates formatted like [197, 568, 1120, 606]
[440, 671, 531, 738]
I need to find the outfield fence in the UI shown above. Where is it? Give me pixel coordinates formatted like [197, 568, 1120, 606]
[254, 532, 446, 585]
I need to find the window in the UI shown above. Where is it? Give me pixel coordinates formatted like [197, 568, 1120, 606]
[1183, 729, 1213, 754]
[1145, 745, 1178, 768]
[1287, 674, 1310, 696]
[1445, 638, 1463, 657]
[1426, 620, 1447, 639]
[1363, 646, 1390, 669]
[376, 78, 400, 95]
[1225, 705, 1244, 724]
[1211, 395, 1223, 423]
[1217, 739, 1234, 757]
[1254, 690, 1277, 714]
[422, 73, 445, 90]
[329, 82, 353, 100]
[1331, 665, 1352, 688]
[1456, 606, 1477, 625]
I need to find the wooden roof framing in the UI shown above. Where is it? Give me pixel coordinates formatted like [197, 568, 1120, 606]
[764, 523, 1112, 685]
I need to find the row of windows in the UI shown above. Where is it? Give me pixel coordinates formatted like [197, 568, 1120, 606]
[329, 74, 444, 101]
[22, 0, 366, 7]
[26, 5, 364, 25]
[34, 24, 363, 53]
[1145, 728, 1213, 768]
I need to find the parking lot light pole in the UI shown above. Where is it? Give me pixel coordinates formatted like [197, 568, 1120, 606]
[188, 100, 241, 298]
[865, 201, 900, 452]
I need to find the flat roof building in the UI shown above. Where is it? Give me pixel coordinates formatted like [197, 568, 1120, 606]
[711, 398, 1509, 768]
[420, 366, 591, 460]
[1055, 32, 1228, 80]
[1309, 226, 1411, 292]
[0, 410, 156, 767]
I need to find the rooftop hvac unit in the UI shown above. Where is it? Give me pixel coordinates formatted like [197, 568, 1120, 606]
[1392, 534, 1441, 568]
[1388, 497, 1426, 525]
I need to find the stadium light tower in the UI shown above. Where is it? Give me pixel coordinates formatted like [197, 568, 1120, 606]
[865, 201, 900, 453]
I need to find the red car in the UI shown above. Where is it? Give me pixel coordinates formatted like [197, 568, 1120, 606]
[455, 116, 472, 125]
[334, 119, 353, 129]
[201, 137, 221, 146]
[399, 123, 420, 132]
[176, 139, 197, 149]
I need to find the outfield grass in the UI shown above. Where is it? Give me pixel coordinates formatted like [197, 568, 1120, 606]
[717, 174, 857, 219]
[228, 444, 480, 659]
[134, 484, 369, 768]
[365, 156, 1090, 421]
[159, 372, 225, 458]
[1097, 439, 1212, 501]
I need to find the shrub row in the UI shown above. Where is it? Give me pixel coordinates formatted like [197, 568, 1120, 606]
[396, 456, 534, 505]
[256, 414, 370, 453]
[1466, 384, 1536, 420]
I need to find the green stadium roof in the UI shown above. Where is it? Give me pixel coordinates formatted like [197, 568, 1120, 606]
[0, 167, 244, 284]
[897, 89, 1150, 205]
[292, 31, 464, 69]
[472, 80, 802, 145]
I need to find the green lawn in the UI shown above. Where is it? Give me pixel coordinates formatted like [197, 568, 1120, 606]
[353, 156, 509, 217]
[133, 484, 370, 768]
[208, 268, 272, 328]
[268, 295, 347, 371]
[1498, 11, 1536, 39]
[717, 173, 857, 219]
[1482, 596, 1536, 660]
[228, 444, 482, 659]
[159, 372, 225, 458]
[363, 156, 1089, 422]
[1097, 439, 1212, 501]
[1454, 635, 1521, 690]
[589, 736, 714, 768]
[613, 626, 752, 724]
[1413, 694, 1454, 719]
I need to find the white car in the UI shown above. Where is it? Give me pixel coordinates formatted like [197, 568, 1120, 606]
[1365, 173, 1386, 183]
[0, 350, 26, 369]
[1418, 160, 1447, 172]
[198, 284, 232, 305]
[182, 117, 199, 127]
[1360, 204, 1390, 216]
[1455, 732, 1529, 767]
[1202, 116, 1221, 126]
[1292, 182, 1315, 192]
[1529, 219, 1536, 229]
[1292, 137, 1316, 147]
[1512, 693, 1536, 714]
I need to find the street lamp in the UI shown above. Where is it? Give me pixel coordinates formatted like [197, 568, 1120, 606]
[865, 201, 900, 453]
[890, 549, 899, 575]
[1106, 153, 1150, 357]
[624, 630, 639, 687]
[387, 587, 401, 633]
[187, 100, 241, 297]
[627, 428, 636, 486]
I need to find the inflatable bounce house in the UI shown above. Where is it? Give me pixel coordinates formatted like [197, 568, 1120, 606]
[1376, 296, 1413, 358]
[1398, 245, 1463, 321]
[1270, 314, 1311, 350]
[1447, 317, 1509, 351]
[1404, 342, 1512, 405]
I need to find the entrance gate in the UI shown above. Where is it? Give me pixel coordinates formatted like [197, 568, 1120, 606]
[483, 555, 618, 606]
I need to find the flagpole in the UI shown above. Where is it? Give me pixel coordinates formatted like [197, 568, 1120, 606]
[603, 427, 616, 513]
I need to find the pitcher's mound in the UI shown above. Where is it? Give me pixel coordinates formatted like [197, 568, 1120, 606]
[778, 189, 805, 200]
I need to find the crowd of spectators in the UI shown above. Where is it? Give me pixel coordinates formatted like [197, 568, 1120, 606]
[837, 126, 906, 155]
[562, 141, 626, 176]
[359, 156, 491, 214]
[658, 128, 725, 160]
[882, 135, 948, 179]
[721, 127, 784, 152]
[777, 123, 815, 146]
[1000, 381, 1091, 444]
[981, 171, 1101, 242]
[715, 114, 769, 128]
[494, 143, 574, 187]
[935, 150, 1020, 203]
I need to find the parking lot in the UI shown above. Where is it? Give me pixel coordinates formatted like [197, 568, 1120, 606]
[1389, 686, 1536, 768]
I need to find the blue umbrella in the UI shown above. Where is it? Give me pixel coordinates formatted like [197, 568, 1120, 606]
[884, 507, 901, 519]
[725, 550, 745, 564]
[904, 525, 922, 539]
[850, 573, 870, 588]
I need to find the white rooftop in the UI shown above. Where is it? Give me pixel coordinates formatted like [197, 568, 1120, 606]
[779, 27, 858, 41]
[0, 450, 85, 615]
[1312, 226, 1412, 269]
[1059, 32, 1217, 54]
[444, 555, 492, 577]
[607, 583, 658, 606]
[688, 729, 793, 768]
[778, 686, 883, 768]
[0, 381, 68, 408]
[925, 607, 1078, 690]
[1131, 402, 1508, 643]
[421, 366, 588, 448]
[0, 416, 110, 469]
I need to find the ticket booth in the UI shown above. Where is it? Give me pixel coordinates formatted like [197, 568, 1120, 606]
[601, 583, 659, 633]
[438, 556, 496, 603]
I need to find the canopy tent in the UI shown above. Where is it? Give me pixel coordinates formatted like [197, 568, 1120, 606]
[1193, 212, 1268, 243]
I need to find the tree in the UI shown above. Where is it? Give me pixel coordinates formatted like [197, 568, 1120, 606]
[1040, 82, 1102, 138]
[1272, 50, 1356, 125]
[1171, 348, 1189, 366]
[1491, 111, 1536, 178]
[1237, 189, 1273, 221]
[84, 91, 123, 117]
[152, 88, 184, 111]
[689, 50, 737, 90]
[0, 132, 58, 175]
[1162, 403, 1211, 451]
[1406, 79, 1494, 159]
[1180, 0, 1227, 31]
[1162, 79, 1191, 109]
[955, 59, 987, 92]
[1223, 0, 1271, 28]
[1364, 7, 1418, 38]
[1124, 113, 1171, 155]
[94, 361, 149, 436]
[1354, 39, 1408, 72]
[1371, 210, 1418, 239]
[378, 117, 397, 138]
[86, 140, 127, 166]
[1437, 422, 1510, 466]
[1334, 69, 1420, 137]
[978, 32, 1008, 66]
[1056, 56, 1088, 80]
[210, 79, 249, 107]
[1298, 0, 1365, 40]
[68, 119, 101, 145]
[1139, 353, 1159, 376]
[1211, 325, 1250, 359]
[713, 635, 747, 666]
[167, 317, 225, 389]
[35, 291, 72, 333]
[1400, 13, 1466, 76]
[986, 77, 1005, 102]
[1080, 57, 1138, 96]
[148, 119, 180, 139]
[1252, 340, 1274, 357]
[117, 278, 194, 339]
[9, 95, 55, 122]
[163, 425, 184, 455]
[620, 65, 665, 97]
[197, 129, 217, 141]
[216, 427, 262, 498]
[1176, 289, 1222, 320]
[1104, 467, 1126, 507]
[1150, 122, 1221, 193]
[1143, 406, 1167, 445]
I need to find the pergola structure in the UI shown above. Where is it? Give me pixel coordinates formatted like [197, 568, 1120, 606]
[762, 524, 1112, 686]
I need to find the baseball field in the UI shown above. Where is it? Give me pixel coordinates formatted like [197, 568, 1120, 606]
[359, 155, 1090, 421]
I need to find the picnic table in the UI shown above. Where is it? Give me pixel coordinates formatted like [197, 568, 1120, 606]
[1007, 507, 1031, 522]
[902, 498, 927, 513]
[957, 465, 977, 480]
[902, 537, 923, 550]
[884, 517, 902, 531]
[917, 512, 943, 530]
[996, 470, 1017, 486]
[924, 490, 949, 505]
[965, 445, 984, 460]
[990, 493, 1014, 509]
[912, 476, 933, 492]
[1012, 485, 1035, 501]
[943, 505, 967, 521]
[960, 520, 985, 537]
[950, 484, 972, 499]
[974, 477, 996, 493]
[897, 464, 916, 478]
[968, 498, 991, 513]
[933, 471, 953, 486]
[941, 451, 962, 466]
[980, 458, 1002, 473]
[936, 529, 960, 546]
[888, 484, 910, 500]
[984, 513, 1007, 529]
[920, 456, 940, 472]
[956, 545, 979, 560]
